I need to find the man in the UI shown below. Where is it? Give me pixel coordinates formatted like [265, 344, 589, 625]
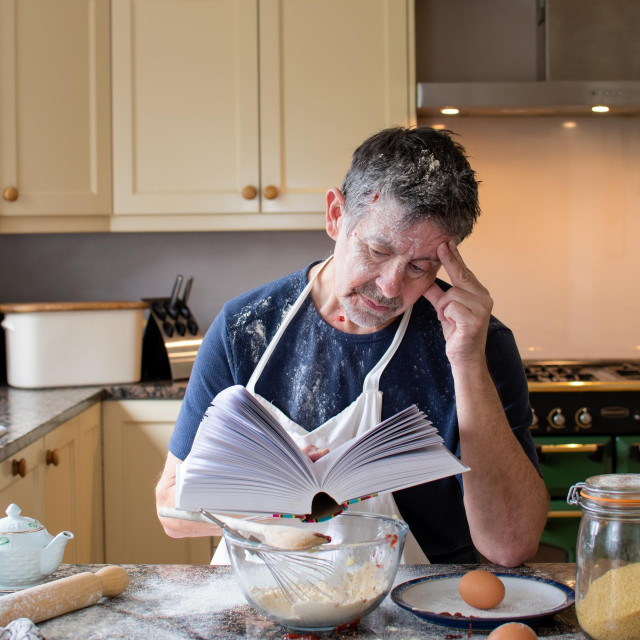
[156, 126, 549, 566]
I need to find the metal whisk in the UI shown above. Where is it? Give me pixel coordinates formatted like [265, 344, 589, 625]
[258, 549, 335, 603]
[198, 510, 336, 603]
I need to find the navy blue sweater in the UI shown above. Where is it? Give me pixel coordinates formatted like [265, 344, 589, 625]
[170, 264, 537, 562]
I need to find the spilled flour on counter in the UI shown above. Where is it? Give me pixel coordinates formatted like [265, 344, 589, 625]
[132, 569, 243, 616]
[249, 560, 387, 626]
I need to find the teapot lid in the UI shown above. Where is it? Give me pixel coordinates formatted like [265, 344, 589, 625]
[0, 504, 45, 534]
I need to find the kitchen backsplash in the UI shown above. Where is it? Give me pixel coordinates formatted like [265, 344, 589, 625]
[417, 115, 640, 360]
[0, 231, 333, 333]
[1, 116, 638, 361]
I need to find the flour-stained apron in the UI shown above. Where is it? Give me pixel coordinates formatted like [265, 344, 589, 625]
[211, 257, 429, 564]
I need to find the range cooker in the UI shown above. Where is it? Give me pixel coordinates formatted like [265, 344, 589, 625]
[525, 360, 640, 561]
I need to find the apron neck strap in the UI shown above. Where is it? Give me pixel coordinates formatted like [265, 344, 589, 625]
[247, 256, 413, 395]
[362, 306, 412, 392]
[247, 257, 332, 392]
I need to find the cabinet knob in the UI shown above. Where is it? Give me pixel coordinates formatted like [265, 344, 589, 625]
[3, 186, 19, 202]
[46, 449, 60, 466]
[241, 185, 258, 200]
[11, 458, 27, 478]
[263, 185, 279, 200]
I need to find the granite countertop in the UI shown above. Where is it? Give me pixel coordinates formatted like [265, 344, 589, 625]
[0, 381, 187, 461]
[29, 563, 582, 640]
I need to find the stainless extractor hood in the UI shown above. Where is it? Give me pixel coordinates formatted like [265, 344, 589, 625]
[417, 80, 640, 117]
[417, 0, 640, 117]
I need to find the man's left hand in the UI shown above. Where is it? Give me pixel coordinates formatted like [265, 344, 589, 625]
[301, 444, 330, 462]
[423, 240, 493, 366]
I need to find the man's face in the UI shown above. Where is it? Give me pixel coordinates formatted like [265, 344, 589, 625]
[331, 196, 454, 330]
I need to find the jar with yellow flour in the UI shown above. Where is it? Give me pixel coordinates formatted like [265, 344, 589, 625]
[568, 474, 640, 640]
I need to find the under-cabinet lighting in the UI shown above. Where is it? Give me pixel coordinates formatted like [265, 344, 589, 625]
[431, 123, 447, 130]
[440, 107, 460, 115]
[562, 121, 577, 129]
[591, 105, 610, 113]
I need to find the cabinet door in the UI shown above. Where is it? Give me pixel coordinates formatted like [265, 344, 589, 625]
[0, 439, 45, 521]
[111, 0, 260, 217]
[0, 0, 111, 222]
[103, 400, 212, 564]
[259, 0, 413, 214]
[43, 405, 104, 564]
[74, 405, 105, 563]
[42, 419, 77, 562]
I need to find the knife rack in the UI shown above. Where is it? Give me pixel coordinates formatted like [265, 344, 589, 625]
[141, 276, 203, 381]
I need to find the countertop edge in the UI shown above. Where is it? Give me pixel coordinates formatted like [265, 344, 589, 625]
[0, 388, 107, 460]
[0, 381, 187, 462]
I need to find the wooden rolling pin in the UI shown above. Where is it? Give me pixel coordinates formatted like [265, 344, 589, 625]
[0, 565, 129, 627]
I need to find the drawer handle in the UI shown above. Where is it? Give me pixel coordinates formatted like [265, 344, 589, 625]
[3, 186, 19, 202]
[46, 449, 60, 466]
[536, 442, 604, 463]
[11, 458, 26, 478]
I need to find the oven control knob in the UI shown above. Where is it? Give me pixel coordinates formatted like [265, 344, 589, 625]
[548, 408, 566, 429]
[576, 407, 593, 428]
[531, 409, 539, 428]
[634, 411, 640, 422]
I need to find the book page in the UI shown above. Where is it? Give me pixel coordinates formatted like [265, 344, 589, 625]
[176, 385, 320, 514]
[312, 405, 468, 505]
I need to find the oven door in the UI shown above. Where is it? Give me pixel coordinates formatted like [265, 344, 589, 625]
[534, 435, 614, 498]
[615, 436, 640, 473]
[533, 435, 614, 561]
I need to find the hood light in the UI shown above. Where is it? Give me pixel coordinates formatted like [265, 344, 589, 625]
[591, 105, 610, 113]
[440, 107, 460, 115]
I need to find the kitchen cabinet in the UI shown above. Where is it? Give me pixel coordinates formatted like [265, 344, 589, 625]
[43, 405, 104, 564]
[0, 439, 45, 520]
[0, 0, 112, 233]
[0, 405, 104, 563]
[102, 400, 213, 564]
[110, 0, 414, 231]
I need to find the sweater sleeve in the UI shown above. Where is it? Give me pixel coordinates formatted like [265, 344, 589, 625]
[168, 308, 236, 460]
[485, 322, 540, 474]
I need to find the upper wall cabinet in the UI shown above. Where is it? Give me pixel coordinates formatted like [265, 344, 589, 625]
[111, 0, 414, 232]
[0, 0, 112, 232]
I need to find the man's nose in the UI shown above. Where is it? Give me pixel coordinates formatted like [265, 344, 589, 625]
[376, 261, 403, 298]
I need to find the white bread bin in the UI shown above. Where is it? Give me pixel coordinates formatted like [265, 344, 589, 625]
[0, 301, 147, 388]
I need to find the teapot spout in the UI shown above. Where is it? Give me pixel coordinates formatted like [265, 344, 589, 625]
[41, 531, 74, 576]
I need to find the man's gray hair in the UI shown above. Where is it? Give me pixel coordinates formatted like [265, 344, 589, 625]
[341, 126, 481, 241]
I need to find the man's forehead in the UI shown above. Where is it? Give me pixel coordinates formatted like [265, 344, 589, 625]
[355, 211, 446, 254]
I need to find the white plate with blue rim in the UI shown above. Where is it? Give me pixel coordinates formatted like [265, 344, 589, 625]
[391, 572, 575, 630]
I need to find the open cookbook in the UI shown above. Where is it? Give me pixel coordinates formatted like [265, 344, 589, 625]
[175, 385, 469, 521]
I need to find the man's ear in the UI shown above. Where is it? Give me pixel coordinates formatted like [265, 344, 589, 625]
[325, 188, 346, 241]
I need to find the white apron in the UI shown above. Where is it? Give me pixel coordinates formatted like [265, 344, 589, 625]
[211, 257, 429, 564]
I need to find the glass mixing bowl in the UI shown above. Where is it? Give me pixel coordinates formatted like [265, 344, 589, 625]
[223, 512, 409, 630]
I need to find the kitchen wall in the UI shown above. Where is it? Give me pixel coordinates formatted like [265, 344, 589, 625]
[2, 109, 638, 364]
[1, 0, 638, 362]
[413, 0, 640, 360]
[0, 231, 333, 331]
[417, 115, 640, 360]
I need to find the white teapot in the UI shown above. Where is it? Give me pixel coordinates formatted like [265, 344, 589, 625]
[0, 503, 74, 590]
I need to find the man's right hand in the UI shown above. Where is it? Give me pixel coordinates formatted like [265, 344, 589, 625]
[156, 452, 222, 537]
